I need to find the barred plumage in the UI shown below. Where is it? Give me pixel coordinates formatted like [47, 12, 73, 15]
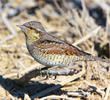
[17, 21, 110, 68]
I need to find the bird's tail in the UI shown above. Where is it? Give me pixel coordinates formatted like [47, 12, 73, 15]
[77, 55, 110, 63]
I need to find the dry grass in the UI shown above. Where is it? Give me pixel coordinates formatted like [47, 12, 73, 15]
[0, 0, 110, 100]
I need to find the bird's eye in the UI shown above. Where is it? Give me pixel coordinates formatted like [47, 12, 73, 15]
[30, 27, 33, 29]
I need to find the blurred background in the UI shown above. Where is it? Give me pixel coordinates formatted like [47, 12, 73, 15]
[0, 0, 110, 99]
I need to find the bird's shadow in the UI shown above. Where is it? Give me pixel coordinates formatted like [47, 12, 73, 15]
[0, 75, 65, 99]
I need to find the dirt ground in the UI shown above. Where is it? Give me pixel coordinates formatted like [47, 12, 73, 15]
[0, 0, 110, 100]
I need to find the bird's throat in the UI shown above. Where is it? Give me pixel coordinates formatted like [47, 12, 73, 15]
[26, 31, 40, 44]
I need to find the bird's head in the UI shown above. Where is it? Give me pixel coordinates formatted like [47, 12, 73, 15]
[17, 21, 46, 43]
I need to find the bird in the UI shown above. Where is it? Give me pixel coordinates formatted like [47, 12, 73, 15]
[17, 21, 110, 68]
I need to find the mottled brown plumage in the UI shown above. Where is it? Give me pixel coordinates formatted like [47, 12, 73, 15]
[17, 21, 110, 67]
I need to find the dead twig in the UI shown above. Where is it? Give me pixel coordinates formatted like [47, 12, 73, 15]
[73, 26, 101, 46]
[84, 80, 105, 97]
[104, 85, 110, 100]
[0, 12, 17, 44]
[31, 66, 85, 98]
[15, 67, 77, 85]
[40, 95, 74, 100]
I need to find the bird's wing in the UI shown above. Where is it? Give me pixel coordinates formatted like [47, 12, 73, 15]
[34, 40, 90, 56]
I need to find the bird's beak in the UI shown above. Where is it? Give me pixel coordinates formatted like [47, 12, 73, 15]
[16, 25, 28, 33]
[16, 25, 25, 29]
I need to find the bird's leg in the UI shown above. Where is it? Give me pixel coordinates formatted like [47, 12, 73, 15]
[39, 66, 58, 79]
